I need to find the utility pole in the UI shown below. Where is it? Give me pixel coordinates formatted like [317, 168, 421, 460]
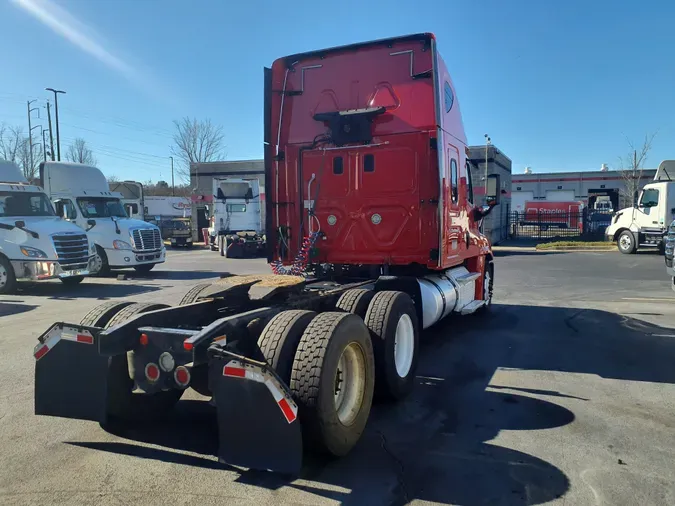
[27, 100, 40, 176]
[46, 101, 55, 161]
[45, 88, 66, 161]
[42, 128, 48, 162]
[170, 156, 175, 196]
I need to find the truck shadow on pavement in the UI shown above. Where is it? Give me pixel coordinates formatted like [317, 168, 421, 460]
[13, 282, 161, 300]
[0, 301, 38, 317]
[72, 302, 675, 505]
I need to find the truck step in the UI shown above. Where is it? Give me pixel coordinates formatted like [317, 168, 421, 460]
[453, 272, 481, 285]
[460, 300, 486, 315]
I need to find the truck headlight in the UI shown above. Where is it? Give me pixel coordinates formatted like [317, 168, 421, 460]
[20, 246, 48, 258]
[113, 240, 132, 250]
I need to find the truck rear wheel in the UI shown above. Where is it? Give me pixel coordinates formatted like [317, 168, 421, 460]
[618, 230, 637, 254]
[103, 302, 183, 422]
[179, 283, 213, 305]
[335, 289, 374, 319]
[364, 291, 419, 400]
[0, 256, 17, 295]
[290, 312, 375, 457]
[79, 300, 135, 327]
[258, 310, 316, 384]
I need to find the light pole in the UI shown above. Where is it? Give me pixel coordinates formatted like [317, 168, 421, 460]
[484, 133, 491, 204]
[45, 88, 66, 161]
[170, 156, 175, 196]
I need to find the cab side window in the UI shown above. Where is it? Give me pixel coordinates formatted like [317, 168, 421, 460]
[61, 199, 77, 220]
[466, 162, 474, 205]
[640, 188, 659, 207]
[450, 159, 458, 203]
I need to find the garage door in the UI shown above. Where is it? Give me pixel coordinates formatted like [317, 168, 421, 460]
[545, 190, 575, 202]
[512, 191, 534, 212]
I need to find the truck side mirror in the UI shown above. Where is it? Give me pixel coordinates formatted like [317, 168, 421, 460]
[633, 190, 639, 207]
[485, 174, 501, 206]
[54, 200, 65, 218]
[86, 219, 96, 231]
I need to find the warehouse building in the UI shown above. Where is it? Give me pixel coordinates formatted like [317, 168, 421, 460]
[468, 144, 512, 246]
[511, 165, 657, 213]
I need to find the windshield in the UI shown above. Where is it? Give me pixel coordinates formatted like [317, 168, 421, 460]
[172, 221, 189, 230]
[0, 191, 56, 217]
[77, 197, 127, 218]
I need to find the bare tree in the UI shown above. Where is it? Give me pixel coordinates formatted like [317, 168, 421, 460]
[171, 117, 225, 182]
[107, 175, 119, 183]
[0, 123, 24, 164]
[17, 137, 43, 182]
[618, 133, 657, 207]
[65, 138, 97, 165]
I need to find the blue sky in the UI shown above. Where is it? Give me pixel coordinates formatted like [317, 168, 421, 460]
[0, 0, 672, 182]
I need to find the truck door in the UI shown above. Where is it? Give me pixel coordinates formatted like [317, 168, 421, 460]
[636, 186, 664, 230]
[444, 144, 463, 262]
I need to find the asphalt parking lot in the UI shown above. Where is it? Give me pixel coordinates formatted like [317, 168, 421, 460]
[1, 247, 674, 505]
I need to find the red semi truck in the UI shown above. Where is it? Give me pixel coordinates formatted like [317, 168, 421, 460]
[33, 33, 501, 475]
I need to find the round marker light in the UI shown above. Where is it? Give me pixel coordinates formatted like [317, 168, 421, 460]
[174, 366, 190, 388]
[158, 352, 175, 372]
[371, 213, 382, 225]
[327, 215, 337, 226]
[145, 363, 160, 382]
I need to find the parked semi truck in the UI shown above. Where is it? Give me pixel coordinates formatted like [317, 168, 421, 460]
[33, 33, 501, 475]
[606, 160, 675, 254]
[0, 160, 97, 294]
[41, 162, 166, 274]
[208, 177, 265, 258]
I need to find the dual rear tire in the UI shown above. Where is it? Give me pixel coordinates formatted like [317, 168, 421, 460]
[255, 289, 419, 457]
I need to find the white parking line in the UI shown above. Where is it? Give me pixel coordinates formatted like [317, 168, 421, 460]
[621, 297, 675, 302]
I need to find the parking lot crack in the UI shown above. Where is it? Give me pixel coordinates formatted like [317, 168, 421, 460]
[377, 430, 410, 506]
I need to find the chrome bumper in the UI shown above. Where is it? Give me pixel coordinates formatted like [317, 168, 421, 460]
[11, 255, 97, 281]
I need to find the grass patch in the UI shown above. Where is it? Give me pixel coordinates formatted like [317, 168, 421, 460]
[536, 240, 616, 250]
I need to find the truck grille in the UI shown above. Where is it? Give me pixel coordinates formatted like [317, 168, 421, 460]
[52, 233, 90, 272]
[131, 228, 162, 251]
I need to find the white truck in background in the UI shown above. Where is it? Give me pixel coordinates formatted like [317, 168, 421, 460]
[606, 160, 675, 254]
[0, 160, 97, 294]
[208, 177, 265, 258]
[109, 180, 144, 220]
[41, 162, 165, 275]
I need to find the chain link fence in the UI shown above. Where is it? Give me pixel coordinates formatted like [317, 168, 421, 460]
[509, 209, 613, 241]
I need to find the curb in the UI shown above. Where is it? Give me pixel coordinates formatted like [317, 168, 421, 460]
[535, 247, 617, 252]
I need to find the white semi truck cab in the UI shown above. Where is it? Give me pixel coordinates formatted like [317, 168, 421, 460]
[40, 162, 165, 274]
[606, 160, 675, 254]
[0, 160, 97, 294]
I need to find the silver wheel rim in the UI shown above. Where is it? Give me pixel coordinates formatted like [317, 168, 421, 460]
[394, 314, 415, 378]
[484, 270, 492, 305]
[334, 342, 367, 426]
[0, 263, 8, 288]
[92, 253, 103, 273]
[619, 234, 632, 250]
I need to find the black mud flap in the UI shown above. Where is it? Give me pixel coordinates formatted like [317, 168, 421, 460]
[34, 323, 109, 422]
[209, 351, 303, 475]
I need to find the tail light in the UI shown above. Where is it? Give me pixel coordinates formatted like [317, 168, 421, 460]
[174, 366, 190, 388]
[145, 362, 160, 382]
